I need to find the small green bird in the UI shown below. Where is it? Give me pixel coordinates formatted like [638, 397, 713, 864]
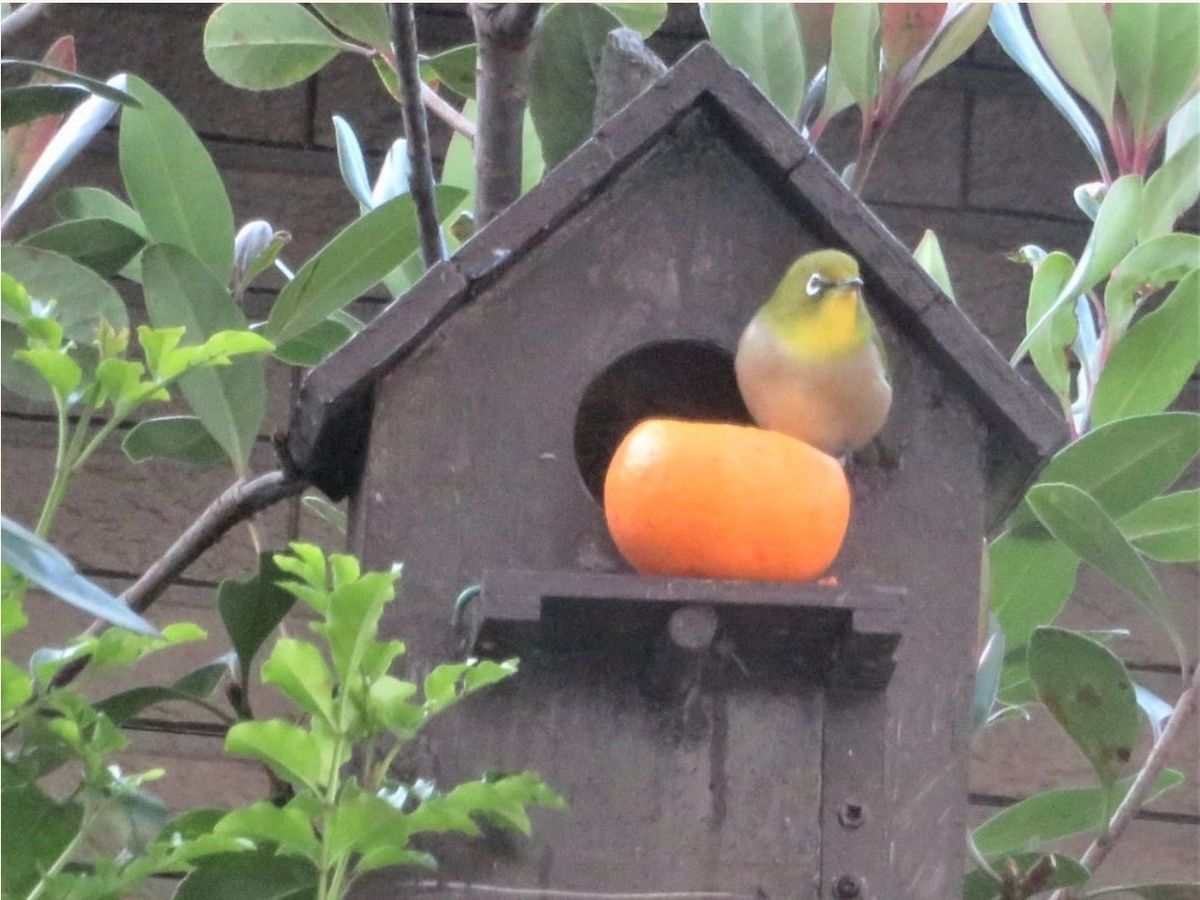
[734, 249, 892, 457]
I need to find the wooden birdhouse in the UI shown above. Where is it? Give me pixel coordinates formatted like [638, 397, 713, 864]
[285, 44, 1064, 900]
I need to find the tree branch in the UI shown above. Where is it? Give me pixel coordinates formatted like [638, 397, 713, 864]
[1053, 662, 1200, 900]
[391, 2, 444, 269]
[470, 2, 541, 226]
[50, 469, 307, 689]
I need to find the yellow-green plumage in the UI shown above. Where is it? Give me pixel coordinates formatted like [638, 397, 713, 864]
[735, 250, 892, 456]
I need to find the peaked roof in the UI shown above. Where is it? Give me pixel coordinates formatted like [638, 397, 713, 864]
[285, 42, 1065, 522]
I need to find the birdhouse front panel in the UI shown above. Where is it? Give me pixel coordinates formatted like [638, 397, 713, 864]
[348, 97, 991, 897]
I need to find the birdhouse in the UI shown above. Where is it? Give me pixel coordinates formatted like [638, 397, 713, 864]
[285, 44, 1064, 900]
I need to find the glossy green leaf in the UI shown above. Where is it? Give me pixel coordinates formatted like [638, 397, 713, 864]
[21, 217, 145, 276]
[972, 769, 1182, 857]
[204, 3, 343, 89]
[173, 847, 318, 900]
[962, 852, 1088, 900]
[1111, 3, 1200, 143]
[218, 554, 296, 688]
[1165, 91, 1200, 160]
[0, 516, 158, 635]
[225, 720, 325, 792]
[1104, 233, 1200, 338]
[1140, 135, 1200, 241]
[913, 228, 954, 300]
[0, 60, 140, 107]
[325, 792, 409, 861]
[94, 659, 231, 725]
[121, 416, 228, 467]
[989, 4, 1109, 179]
[989, 528, 1079, 650]
[530, 4, 621, 168]
[1, 657, 33, 719]
[1013, 174, 1142, 364]
[1024, 250, 1076, 403]
[264, 186, 464, 344]
[1, 83, 90, 127]
[332, 115, 372, 209]
[0, 769, 84, 898]
[422, 43, 477, 100]
[828, 2, 878, 111]
[1119, 490, 1200, 563]
[701, 3, 805, 120]
[52, 185, 144, 232]
[14, 346, 80, 396]
[1092, 269, 1200, 427]
[1028, 4, 1114, 124]
[141, 244, 264, 472]
[271, 314, 354, 367]
[1029, 627, 1139, 787]
[1, 244, 127, 337]
[908, 3, 991, 91]
[119, 76, 234, 280]
[603, 3, 667, 38]
[312, 3, 390, 52]
[320, 572, 398, 686]
[215, 801, 319, 861]
[1026, 483, 1185, 669]
[262, 638, 335, 723]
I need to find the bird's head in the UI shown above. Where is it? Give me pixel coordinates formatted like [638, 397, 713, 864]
[762, 250, 870, 357]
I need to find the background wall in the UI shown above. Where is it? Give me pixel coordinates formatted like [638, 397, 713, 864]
[4, 3, 1197, 888]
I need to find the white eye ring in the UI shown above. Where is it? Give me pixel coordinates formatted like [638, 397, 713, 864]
[806, 273, 827, 297]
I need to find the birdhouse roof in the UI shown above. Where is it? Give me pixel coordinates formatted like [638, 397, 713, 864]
[284, 42, 1065, 521]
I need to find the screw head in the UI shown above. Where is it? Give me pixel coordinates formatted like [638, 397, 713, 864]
[833, 875, 863, 899]
[838, 802, 865, 829]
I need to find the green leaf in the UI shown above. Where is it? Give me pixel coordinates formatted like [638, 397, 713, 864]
[2, 658, 33, 719]
[1086, 886, 1200, 900]
[1166, 91, 1200, 160]
[908, 4, 992, 91]
[1012, 174, 1142, 364]
[270, 314, 354, 367]
[141, 243, 265, 472]
[973, 614, 1005, 731]
[962, 852, 1088, 900]
[828, 2, 879, 112]
[319, 572, 399, 686]
[173, 847, 318, 900]
[1091, 269, 1200, 427]
[261, 638, 335, 723]
[204, 3, 343, 90]
[1028, 4, 1115, 124]
[331, 115, 372, 209]
[879, 4, 944, 80]
[225, 720, 325, 792]
[14, 346, 81, 397]
[52, 186, 145, 233]
[119, 76, 234, 280]
[311, 2, 390, 53]
[0, 767, 84, 898]
[0, 60, 141, 107]
[1104, 233, 1200, 338]
[1026, 483, 1185, 668]
[530, 4, 622, 169]
[1024, 250, 1077, 403]
[1111, 3, 1200, 144]
[121, 415, 228, 467]
[989, 529, 1079, 651]
[1010, 412, 1200, 530]
[325, 792, 409, 862]
[971, 769, 1182, 857]
[700, 3, 805, 120]
[301, 492, 347, 535]
[1140, 135, 1200, 241]
[217, 554, 296, 688]
[21, 217, 145, 277]
[1118, 490, 1200, 563]
[422, 44, 477, 100]
[93, 660, 231, 726]
[0, 516, 158, 635]
[913, 229, 954, 301]
[1028, 627, 1139, 787]
[1, 83, 91, 127]
[215, 801, 319, 861]
[264, 187, 465, 344]
[1, 244, 127, 337]
[603, 3, 667, 38]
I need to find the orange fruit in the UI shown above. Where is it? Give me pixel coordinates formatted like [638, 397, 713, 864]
[603, 418, 850, 581]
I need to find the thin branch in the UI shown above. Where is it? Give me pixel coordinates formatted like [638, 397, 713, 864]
[410, 884, 756, 900]
[50, 469, 308, 689]
[470, 3, 541, 226]
[0, 2, 44, 38]
[391, 3, 444, 269]
[1052, 662, 1200, 900]
[421, 81, 476, 142]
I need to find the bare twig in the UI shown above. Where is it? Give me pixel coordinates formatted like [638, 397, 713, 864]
[421, 81, 476, 142]
[1052, 662, 1200, 900]
[50, 469, 307, 689]
[0, 2, 44, 38]
[470, 3, 541, 225]
[391, 2, 444, 269]
[410, 884, 755, 899]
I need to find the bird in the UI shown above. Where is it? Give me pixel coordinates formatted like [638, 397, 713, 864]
[734, 249, 892, 458]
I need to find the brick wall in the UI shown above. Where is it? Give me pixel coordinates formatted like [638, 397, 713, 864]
[4, 3, 1197, 889]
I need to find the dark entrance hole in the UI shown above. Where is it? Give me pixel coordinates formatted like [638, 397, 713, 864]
[573, 340, 753, 503]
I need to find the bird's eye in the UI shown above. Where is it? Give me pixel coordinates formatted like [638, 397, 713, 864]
[805, 273, 828, 297]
